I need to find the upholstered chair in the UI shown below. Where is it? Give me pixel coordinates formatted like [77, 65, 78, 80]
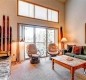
[27, 44, 40, 64]
[48, 43, 59, 59]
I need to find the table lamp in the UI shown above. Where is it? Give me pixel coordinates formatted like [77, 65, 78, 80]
[61, 37, 67, 49]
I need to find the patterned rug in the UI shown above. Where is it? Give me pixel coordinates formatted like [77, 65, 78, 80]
[10, 58, 86, 80]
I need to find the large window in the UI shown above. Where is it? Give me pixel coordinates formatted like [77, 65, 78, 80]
[18, 0, 59, 22]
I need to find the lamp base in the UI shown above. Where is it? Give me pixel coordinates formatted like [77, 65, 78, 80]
[61, 42, 65, 49]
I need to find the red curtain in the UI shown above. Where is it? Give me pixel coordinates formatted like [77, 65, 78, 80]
[60, 27, 63, 39]
[60, 27, 63, 49]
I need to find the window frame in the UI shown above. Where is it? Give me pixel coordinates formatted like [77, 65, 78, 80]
[18, 23, 59, 59]
[17, 0, 59, 23]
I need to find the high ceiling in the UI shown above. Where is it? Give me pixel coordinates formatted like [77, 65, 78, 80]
[57, 0, 67, 3]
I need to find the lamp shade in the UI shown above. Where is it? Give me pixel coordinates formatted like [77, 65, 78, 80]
[61, 37, 67, 42]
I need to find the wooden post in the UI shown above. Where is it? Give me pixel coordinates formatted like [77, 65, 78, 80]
[3, 15, 5, 51]
[0, 26, 1, 50]
[7, 16, 9, 51]
[10, 27, 12, 55]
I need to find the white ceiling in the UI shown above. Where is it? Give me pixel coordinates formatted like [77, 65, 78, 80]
[57, 0, 67, 3]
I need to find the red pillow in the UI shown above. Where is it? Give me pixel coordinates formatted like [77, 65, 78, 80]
[73, 46, 82, 55]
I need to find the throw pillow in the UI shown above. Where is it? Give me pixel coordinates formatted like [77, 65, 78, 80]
[67, 45, 75, 53]
[83, 46, 86, 55]
[73, 46, 82, 55]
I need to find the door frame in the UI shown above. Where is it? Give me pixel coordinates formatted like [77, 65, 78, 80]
[17, 23, 59, 60]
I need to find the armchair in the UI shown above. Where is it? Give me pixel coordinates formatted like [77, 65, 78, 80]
[48, 43, 59, 59]
[27, 44, 40, 64]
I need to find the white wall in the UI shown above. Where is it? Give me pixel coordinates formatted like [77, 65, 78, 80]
[65, 0, 86, 45]
[0, 0, 65, 61]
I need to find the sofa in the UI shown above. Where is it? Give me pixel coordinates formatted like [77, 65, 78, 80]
[64, 45, 86, 60]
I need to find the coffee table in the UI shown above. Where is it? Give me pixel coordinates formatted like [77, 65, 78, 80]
[52, 55, 86, 80]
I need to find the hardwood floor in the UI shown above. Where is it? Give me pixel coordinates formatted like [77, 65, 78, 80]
[9, 58, 86, 80]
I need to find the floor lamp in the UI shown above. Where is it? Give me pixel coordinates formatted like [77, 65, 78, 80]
[61, 37, 67, 49]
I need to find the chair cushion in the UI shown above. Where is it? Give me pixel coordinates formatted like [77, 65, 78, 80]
[65, 53, 75, 57]
[73, 46, 82, 55]
[74, 55, 86, 60]
[32, 54, 39, 58]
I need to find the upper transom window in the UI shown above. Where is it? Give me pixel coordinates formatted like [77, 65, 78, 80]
[18, 0, 59, 22]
